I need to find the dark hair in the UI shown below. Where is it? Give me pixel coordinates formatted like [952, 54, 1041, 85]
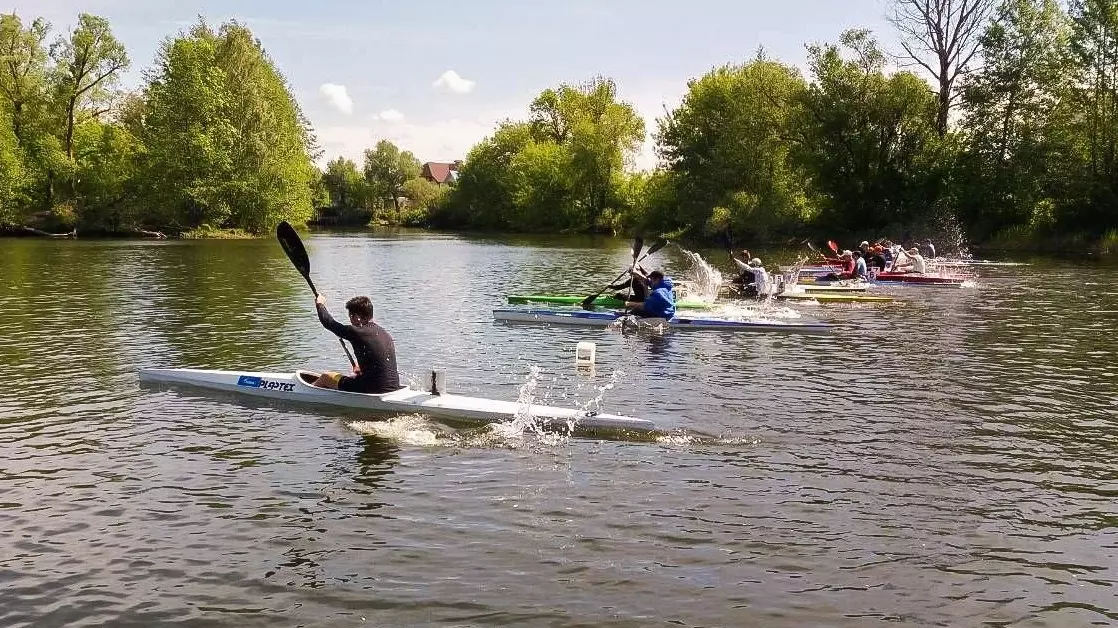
[648, 270, 664, 281]
[852, 250, 862, 258]
[345, 296, 374, 321]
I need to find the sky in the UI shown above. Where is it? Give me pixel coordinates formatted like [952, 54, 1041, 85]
[26, 0, 898, 170]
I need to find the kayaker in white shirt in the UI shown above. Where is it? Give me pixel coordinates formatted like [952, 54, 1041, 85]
[892, 247, 927, 274]
[732, 250, 771, 296]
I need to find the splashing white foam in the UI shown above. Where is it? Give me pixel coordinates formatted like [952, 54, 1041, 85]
[676, 248, 723, 302]
[347, 414, 441, 446]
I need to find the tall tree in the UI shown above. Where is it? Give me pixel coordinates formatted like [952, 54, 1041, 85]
[890, 0, 995, 136]
[362, 139, 420, 219]
[140, 19, 317, 233]
[322, 156, 364, 208]
[528, 77, 644, 228]
[1065, 0, 1118, 229]
[0, 108, 27, 224]
[434, 122, 533, 229]
[49, 14, 128, 162]
[957, 0, 1072, 237]
[0, 14, 61, 217]
[0, 14, 50, 143]
[798, 29, 942, 232]
[656, 56, 812, 239]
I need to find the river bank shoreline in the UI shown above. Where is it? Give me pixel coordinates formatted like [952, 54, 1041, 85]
[3, 222, 1116, 257]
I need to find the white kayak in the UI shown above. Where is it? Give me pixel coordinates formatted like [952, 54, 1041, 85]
[492, 308, 830, 333]
[138, 367, 656, 434]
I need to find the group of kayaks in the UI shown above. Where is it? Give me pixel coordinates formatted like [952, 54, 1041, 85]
[140, 231, 1011, 436]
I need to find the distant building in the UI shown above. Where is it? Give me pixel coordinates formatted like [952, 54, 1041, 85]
[420, 160, 462, 185]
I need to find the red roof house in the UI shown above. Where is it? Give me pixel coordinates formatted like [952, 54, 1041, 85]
[420, 161, 462, 184]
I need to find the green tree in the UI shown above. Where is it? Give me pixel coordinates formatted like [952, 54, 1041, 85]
[798, 29, 942, 233]
[529, 77, 644, 229]
[0, 14, 58, 219]
[656, 57, 813, 240]
[398, 177, 446, 226]
[1064, 0, 1118, 230]
[0, 14, 50, 144]
[71, 119, 142, 230]
[322, 156, 363, 208]
[362, 139, 420, 221]
[48, 13, 129, 164]
[508, 139, 577, 230]
[957, 0, 1072, 238]
[0, 108, 27, 224]
[434, 121, 533, 229]
[139, 19, 317, 233]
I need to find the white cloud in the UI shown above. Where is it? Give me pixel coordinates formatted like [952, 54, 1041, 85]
[432, 70, 476, 95]
[315, 117, 497, 167]
[373, 109, 405, 123]
[319, 83, 353, 115]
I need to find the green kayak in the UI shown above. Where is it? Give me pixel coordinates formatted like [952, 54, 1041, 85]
[506, 294, 715, 310]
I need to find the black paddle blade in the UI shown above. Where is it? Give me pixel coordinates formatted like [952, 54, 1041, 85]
[631, 236, 644, 260]
[277, 221, 311, 278]
[644, 238, 668, 257]
[607, 278, 632, 291]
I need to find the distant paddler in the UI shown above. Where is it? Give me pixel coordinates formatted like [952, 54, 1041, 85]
[731, 249, 772, 297]
[890, 247, 927, 274]
[859, 240, 887, 272]
[820, 250, 857, 281]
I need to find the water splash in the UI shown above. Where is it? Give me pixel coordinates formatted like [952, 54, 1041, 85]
[576, 367, 624, 420]
[676, 248, 723, 302]
[484, 366, 570, 446]
[347, 414, 442, 446]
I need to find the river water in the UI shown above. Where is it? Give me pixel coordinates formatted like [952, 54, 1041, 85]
[1, 231, 1116, 627]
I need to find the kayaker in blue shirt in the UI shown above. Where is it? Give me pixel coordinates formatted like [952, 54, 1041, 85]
[624, 270, 676, 319]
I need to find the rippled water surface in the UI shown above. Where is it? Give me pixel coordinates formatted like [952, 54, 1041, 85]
[2, 232, 1117, 627]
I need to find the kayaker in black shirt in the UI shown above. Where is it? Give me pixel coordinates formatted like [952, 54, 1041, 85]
[311, 295, 402, 394]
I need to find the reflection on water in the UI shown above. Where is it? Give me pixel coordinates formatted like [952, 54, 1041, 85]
[1, 234, 1117, 626]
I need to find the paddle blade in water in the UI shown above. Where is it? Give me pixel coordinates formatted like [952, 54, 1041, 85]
[277, 221, 311, 278]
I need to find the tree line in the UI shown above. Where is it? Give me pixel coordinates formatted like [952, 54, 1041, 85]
[0, 15, 319, 236]
[3, 1, 1118, 250]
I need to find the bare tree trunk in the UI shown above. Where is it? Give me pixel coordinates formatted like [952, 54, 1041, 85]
[890, 0, 994, 137]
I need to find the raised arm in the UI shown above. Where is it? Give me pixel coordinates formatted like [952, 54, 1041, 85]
[315, 296, 356, 341]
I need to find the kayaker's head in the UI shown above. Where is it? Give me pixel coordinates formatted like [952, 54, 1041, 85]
[859, 240, 870, 249]
[648, 270, 669, 290]
[748, 258, 763, 267]
[907, 247, 920, 256]
[345, 296, 375, 325]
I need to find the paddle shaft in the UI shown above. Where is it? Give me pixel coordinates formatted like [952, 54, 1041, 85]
[277, 222, 356, 369]
[583, 238, 670, 309]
